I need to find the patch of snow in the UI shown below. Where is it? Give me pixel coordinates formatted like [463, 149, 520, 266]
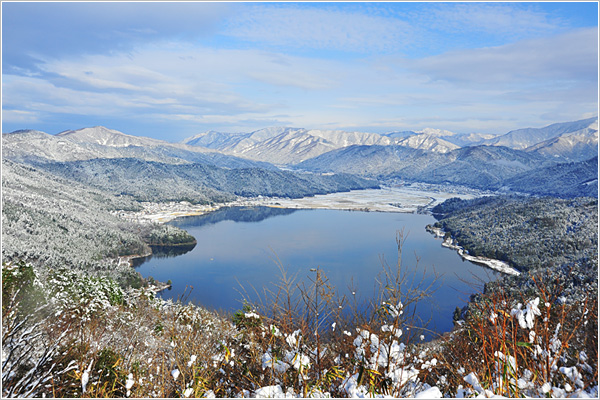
[255, 385, 285, 398]
[415, 386, 443, 398]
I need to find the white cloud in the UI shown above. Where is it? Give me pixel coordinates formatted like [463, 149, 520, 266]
[2, 109, 41, 124]
[247, 69, 335, 91]
[3, 22, 597, 136]
[8, 42, 352, 128]
[41, 43, 342, 92]
[3, 75, 140, 116]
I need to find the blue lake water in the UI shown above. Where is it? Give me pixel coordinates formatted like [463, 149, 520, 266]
[135, 206, 498, 337]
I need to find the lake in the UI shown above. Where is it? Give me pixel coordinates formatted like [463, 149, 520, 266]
[135, 206, 498, 338]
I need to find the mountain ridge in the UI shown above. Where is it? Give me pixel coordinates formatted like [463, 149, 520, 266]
[183, 127, 393, 164]
[481, 117, 598, 150]
[4, 117, 597, 198]
[181, 117, 598, 165]
[30, 157, 380, 203]
[296, 143, 592, 193]
[3, 127, 277, 170]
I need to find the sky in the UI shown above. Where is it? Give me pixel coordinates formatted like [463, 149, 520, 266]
[2, 1, 598, 142]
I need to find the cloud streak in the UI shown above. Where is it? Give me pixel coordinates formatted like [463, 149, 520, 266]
[225, 4, 414, 53]
[424, 3, 564, 37]
[410, 28, 598, 85]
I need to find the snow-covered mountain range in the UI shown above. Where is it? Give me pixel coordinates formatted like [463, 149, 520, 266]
[182, 127, 394, 164]
[3, 117, 597, 198]
[480, 117, 598, 150]
[3, 126, 275, 169]
[2, 126, 379, 203]
[182, 117, 598, 164]
[180, 117, 597, 197]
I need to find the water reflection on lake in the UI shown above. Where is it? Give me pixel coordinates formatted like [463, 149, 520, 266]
[135, 206, 497, 337]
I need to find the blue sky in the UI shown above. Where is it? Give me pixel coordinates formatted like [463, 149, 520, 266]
[2, 2, 598, 142]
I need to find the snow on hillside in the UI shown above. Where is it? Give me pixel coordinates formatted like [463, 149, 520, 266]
[443, 132, 500, 147]
[525, 126, 599, 161]
[482, 117, 598, 150]
[3, 126, 280, 169]
[416, 127, 457, 137]
[182, 127, 392, 164]
[57, 126, 168, 147]
[396, 133, 460, 153]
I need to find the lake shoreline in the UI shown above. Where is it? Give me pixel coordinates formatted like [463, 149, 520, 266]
[125, 185, 503, 338]
[134, 204, 502, 338]
[425, 224, 521, 276]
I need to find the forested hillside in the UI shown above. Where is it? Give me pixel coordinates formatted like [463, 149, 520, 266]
[432, 196, 598, 272]
[298, 144, 544, 189]
[431, 196, 598, 309]
[1, 160, 195, 286]
[504, 156, 598, 198]
[31, 158, 379, 202]
[299, 144, 598, 197]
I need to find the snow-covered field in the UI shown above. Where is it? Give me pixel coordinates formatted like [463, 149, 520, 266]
[261, 185, 467, 213]
[121, 184, 483, 224]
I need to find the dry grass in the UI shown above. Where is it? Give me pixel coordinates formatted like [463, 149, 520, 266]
[430, 274, 598, 397]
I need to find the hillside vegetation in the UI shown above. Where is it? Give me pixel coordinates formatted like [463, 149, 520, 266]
[431, 196, 598, 273]
[31, 158, 379, 203]
[431, 196, 598, 319]
[1, 160, 195, 287]
[504, 156, 598, 198]
[299, 145, 598, 197]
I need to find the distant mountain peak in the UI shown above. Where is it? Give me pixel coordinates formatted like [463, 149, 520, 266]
[396, 133, 460, 153]
[181, 130, 228, 144]
[482, 117, 598, 150]
[416, 127, 457, 137]
[58, 125, 124, 135]
[57, 126, 166, 147]
[5, 129, 50, 137]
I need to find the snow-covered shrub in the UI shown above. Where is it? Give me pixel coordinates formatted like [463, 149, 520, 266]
[433, 275, 598, 398]
[46, 268, 124, 320]
[2, 262, 75, 398]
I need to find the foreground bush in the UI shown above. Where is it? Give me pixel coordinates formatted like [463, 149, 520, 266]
[2, 255, 597, 398]
[432, 274, 598, 398]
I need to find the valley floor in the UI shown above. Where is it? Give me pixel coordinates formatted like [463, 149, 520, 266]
[121, 183, 487, 224]
[261, 184, 478, 213]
